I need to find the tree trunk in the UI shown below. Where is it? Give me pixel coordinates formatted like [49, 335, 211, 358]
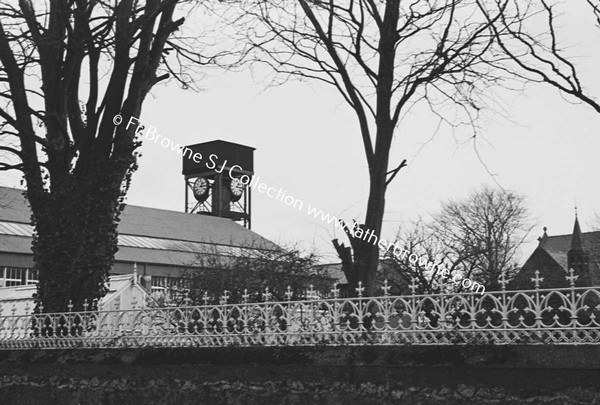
[352, 0, 398, 296]
[334, 124, 394, 297]
[360, 170, 388, 295]
[0, 0, 188, 313]
[31, 158, 134, 313]
[360, 124, 394, 296]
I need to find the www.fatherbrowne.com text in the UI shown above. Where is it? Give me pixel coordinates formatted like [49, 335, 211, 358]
[114, 114, 484, 295]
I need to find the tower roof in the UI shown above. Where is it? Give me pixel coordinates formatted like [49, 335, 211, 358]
[570, 215, 584, 253]
[537, 226, 548, 246]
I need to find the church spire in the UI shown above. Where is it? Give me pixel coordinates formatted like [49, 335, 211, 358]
[568, 212, 590, 286]
[537, 226, 548, 246]
[570, 214, 584, 253]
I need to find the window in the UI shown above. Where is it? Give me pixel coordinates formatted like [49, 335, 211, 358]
[151, 276, 180, 292]
[4, 267, 25, 286]
[27, 269, 38, 284]
[150, 276, 189, 302]
[1, 267, 37, 287]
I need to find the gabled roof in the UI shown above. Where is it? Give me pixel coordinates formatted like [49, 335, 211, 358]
[512, 246, 570, 290]
[0, 273, 148, 313]
[537, 229, 600, 285]
[100, 273, 149, 310]
[0, 186, 279, 266]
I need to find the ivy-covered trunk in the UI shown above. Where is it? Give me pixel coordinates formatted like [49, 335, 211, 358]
[0, 1, 190, 313]
[31, 160, 135, 313]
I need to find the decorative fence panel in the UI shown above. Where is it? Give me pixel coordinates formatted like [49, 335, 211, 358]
[0, 271, 599, 350]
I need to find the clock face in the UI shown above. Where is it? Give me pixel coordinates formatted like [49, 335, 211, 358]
[229, 178, 244, 201]
[192, 177, 209, 202]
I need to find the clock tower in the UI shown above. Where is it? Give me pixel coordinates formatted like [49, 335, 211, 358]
[182, 140, 254, 229]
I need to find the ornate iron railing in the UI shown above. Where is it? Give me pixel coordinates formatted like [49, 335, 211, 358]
[0, 270, 599, 349]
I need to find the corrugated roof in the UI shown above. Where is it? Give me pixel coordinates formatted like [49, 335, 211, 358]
[115, 246, 205, 267]
[0, 186, 279, 251]
[0, 222, 31, 237]
[0, 221, 261, 262]
[0, 234, 225, 268]
[117, 234, 247, 255]
[119, 204, 275, 248]
[0, 234, 32, 255]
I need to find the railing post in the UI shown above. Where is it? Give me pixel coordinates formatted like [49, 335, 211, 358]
[381, 280, 391, 343]
[201, 291, 210, 338]
[263, 287, 272, 342]
[409, 277, 419, 337]
[307, 285, 316, 336]
[530, 270, 545, 340]
[355, 281, 365, 333]
[241, 289, 250, 340]
[285, 286, 293, 301]
[331, 284, 340, 340]
[284, 286, 293, 342]
[566, 268, 580, 342]
[219, 290, 229, 306]
[438, 275, 447, 331]
[218, 290, 229, 336]
[499, 272, 509, 342]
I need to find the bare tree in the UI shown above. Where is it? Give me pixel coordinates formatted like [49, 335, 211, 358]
[382, 218, 449, 295]
[430, 186, 533, 290]
[154, 245, 334, 305]
[383, 216, 486, 294]
[0, 1, 225, 312]
[478, 0, 600, 113]
[231, 0, 532, 295]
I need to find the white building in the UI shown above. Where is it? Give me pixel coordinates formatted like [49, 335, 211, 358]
[0, 271, 149, 316]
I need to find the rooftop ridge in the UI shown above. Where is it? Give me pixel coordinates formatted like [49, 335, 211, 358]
[0, 186, 230, 221]
[0, 186, 279, 251]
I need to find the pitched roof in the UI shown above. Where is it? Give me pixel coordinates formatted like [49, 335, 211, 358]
[0, 234, 32, 255]
[0, 187, 31, 224]
[0, 186, 279, 265]
[570, 216, 584, 252]
[0, 186, 277, 249]
[0, 273, 148, 313]
[538, 229, 600, 285]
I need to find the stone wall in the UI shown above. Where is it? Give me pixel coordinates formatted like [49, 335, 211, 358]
[0, 345, 599, 404]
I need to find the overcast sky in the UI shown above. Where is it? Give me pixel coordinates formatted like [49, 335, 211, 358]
[1, 1, 599, 264]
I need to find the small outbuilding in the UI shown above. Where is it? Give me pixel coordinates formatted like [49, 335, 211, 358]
[0, 270, 150, 316]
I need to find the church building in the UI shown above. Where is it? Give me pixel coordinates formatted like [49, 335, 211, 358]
[510, 216, 600, 290]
